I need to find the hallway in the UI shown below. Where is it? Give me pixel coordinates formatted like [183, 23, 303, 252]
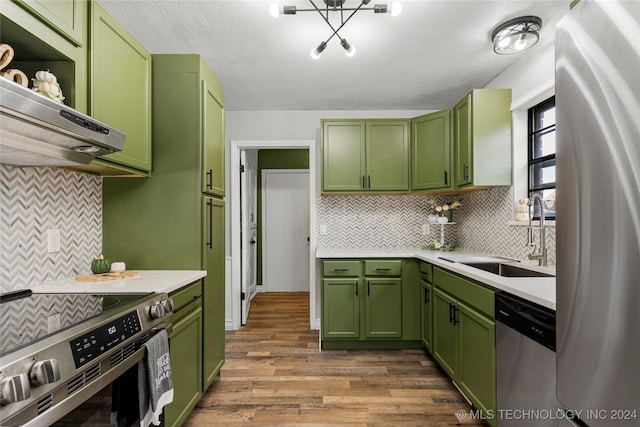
[184, 292, 484, 426]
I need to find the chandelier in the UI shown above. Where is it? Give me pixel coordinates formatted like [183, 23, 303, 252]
[269, 0, 402, 59]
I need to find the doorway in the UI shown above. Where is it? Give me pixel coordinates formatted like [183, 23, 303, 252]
[262, 170, 310, 292]
[230, 140, 317, 331]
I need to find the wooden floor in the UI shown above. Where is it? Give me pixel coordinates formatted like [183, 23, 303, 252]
[184, 292, 484, 426]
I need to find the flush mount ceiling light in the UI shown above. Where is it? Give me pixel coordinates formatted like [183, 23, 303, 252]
[491, 16, 542, 55]
[270, 0, 402, 59]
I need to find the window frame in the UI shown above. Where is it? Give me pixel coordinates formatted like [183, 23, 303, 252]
[527, 96, 556, 219]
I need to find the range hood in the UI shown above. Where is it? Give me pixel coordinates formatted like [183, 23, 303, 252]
[0, 78, 126, 166]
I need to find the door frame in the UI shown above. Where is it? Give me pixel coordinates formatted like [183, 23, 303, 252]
[261, 169, 310, 292]
[230, 140, 317, 331]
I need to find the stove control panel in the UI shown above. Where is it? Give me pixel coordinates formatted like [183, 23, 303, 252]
[148, 297, 174, 320]
[69, 310, 142, 368]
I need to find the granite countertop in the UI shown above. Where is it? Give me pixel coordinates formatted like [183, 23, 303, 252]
[316, 248, 556, 310]
[30, 270, 207, 295]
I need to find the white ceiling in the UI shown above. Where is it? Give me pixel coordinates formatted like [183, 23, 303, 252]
[97, 0, 571, 111]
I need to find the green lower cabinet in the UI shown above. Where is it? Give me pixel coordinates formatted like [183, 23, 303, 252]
[322, 278, 360, 339]
[457, 301, 496, 422]
[165, 306, 203, 427]
[432, 274, 496, 427]
[432, 288, 458, 378]
[365, 278, 402, 338]
[420, 281, 433, 352]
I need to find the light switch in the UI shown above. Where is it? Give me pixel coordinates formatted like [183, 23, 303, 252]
[319, 224, 328, 235]
[47, 229, 60, 253]
[422, 224, 430, 235]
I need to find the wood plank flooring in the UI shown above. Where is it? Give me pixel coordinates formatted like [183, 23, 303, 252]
[184, 292, 484, 426]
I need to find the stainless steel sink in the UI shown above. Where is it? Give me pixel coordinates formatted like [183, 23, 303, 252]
[461, 262, 555, 278]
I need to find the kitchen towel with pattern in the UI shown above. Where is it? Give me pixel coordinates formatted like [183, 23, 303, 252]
[139, 328, 174, 427]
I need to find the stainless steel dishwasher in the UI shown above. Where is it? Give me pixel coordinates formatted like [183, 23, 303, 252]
[496, 292, 560, 426]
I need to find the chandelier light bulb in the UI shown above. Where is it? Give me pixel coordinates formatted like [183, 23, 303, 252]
[311, 41, 327, 59]
[341, 39, 356, 57]
[390, 1, 402, 17]
[269, 2, 280, 17]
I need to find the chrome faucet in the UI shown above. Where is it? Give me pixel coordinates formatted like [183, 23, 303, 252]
[526, 195, 548, 266]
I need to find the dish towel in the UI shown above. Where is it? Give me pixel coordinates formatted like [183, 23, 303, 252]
[139, 329, 174, 427]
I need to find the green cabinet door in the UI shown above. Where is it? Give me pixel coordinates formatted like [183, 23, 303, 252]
[420, 281, 433, 351]
[454, 94, 472, 187]
[365, 278, 402, 338]
[202, 196, 226, 389]
[322, 121, 366, 192]
[322, 278, 361, 339]
[432, 287, 458, 379]
[90, 1, 152, 173]
[202, 71, 225, 196]
[411, 110, 452, 191]
[366, 120, 409, 191]
[453, 89, 512, 189]
[458, 301, 496, 423]
[165, 306, 203, 427]
[13, 0, 84, 46]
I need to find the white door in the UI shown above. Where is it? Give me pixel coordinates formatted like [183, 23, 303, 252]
[263, 170, 310, 292]
[240, 151, 258, 325]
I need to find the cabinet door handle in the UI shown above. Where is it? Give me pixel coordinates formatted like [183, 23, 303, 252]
[367, 175, 371, 189]
[367, 281, 370, 296]
[425, 288, 430, 303]
[334, 268, 349, 272]
[453, 306, 460, 325]
[463, 165, 469, 181]
[206, 199, 213, 249]
[362, 175, 366, 189]
[206, 169, 213, 189]
[355, 282, 359, 296]
[449, 303, 454, 324]
[444, 170, 448, 186]
[375, 268, 391, 272]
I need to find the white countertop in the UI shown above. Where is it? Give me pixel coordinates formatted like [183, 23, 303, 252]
[316, 248, 556, 310]
[30, 270, 207, 295]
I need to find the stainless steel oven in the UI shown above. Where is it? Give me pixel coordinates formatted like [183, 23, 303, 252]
[0, 289, 173, 426]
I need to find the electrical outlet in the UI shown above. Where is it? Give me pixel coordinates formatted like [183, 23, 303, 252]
[320, 224, 328, 235]
[422, 224, 430, 235]
[47, 229, 60, 253]
[47, 313, 61, 333]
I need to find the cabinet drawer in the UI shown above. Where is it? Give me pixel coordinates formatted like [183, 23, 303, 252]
[364, 260, 402, 276]
[323, 260, 360, 277]
[419, 262, 433, 283]
[170, 280, 203, 312]
[434, 267, 494, 318]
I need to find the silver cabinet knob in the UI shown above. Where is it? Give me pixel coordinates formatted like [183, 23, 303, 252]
[148, 302, 166, 320]
[160, 298, 174, 314]
[0, 373, 31, 405]
[30, 359, 61, 386]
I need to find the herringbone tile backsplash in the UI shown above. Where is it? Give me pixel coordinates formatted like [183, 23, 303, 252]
[0, 165, 102, 293]
[316, 187, 556, 266]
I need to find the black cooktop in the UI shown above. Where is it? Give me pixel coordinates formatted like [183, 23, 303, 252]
[0, 290, 148, 356]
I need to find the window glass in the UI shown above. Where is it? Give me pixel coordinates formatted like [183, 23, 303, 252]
[528, 96, 556, 219]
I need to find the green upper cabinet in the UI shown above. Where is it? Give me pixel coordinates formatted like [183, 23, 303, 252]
[12, 0, 84, 46]
[453, 88, 512, 189]
[89, 1, 152, 174]
[322, 119, 409, 193]
[201, 67, 225, 196]
[366, 121, 410, 191]
[1, 0, 87, 111]
[322, 121, 366, 192]
[411, 110, 452, 191]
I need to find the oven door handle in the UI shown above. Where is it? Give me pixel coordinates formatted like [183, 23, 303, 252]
[151, 323, 173, 336]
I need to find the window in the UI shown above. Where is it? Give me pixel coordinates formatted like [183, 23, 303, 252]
[528, 96, 556, 219]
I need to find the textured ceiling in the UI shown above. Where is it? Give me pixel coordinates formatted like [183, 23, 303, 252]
[97, 0, 571, 111]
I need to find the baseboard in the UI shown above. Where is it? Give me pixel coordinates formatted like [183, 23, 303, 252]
[225, 319, 234, 330]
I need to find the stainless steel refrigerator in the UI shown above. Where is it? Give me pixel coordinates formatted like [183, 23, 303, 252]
[555, 1, 640, 426]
